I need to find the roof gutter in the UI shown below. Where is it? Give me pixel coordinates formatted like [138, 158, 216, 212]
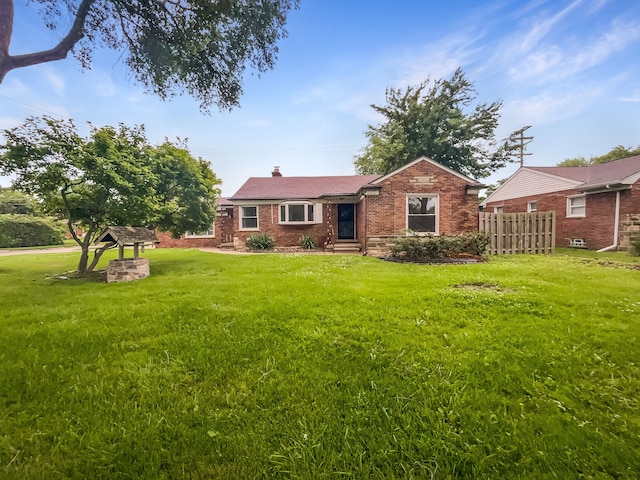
[596, 190, 621, 252]
[581, 182, 631, 194]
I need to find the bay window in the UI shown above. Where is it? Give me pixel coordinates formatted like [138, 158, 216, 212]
[279, 202, 320, 224]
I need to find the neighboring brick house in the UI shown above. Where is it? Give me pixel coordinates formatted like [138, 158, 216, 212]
[155, 197, 234, 248]
[483, 155, 640, 250]
[228, 157, 485, 255]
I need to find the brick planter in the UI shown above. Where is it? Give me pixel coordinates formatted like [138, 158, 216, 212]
[106, 258, 150, 283]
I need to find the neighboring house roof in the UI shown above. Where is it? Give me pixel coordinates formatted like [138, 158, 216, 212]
[230, 174, 381, 201]
[230, 157, 485, 201]
[485, 155, 640, 204]
[218, 197, 233, 207]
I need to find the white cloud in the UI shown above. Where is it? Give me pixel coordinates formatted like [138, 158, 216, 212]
[86, 70, 118, 97]
[291, 76, 381, 123]
[0, 116, 24, 130]
[0, 77, 30, 97]
[497, 0, 640, 85]
[292, 78, 348, 106]
[34, 103, 71, 119]
[509, 18, 640, 82]
[586, 0, 610, 15]
[501, 83, 604, 129]
[44, 68, 65, 95]
[516, 0, 582, 54]
[388, 25, 489, 89]
[567, 20, 640, 72]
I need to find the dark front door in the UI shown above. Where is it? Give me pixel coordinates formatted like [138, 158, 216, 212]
[337, 204, 355, 240]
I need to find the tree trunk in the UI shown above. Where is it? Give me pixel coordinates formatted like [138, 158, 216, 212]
[75, 228, 95, 276]
[77, 245, 90, 276]
[86, 246, 109, 274]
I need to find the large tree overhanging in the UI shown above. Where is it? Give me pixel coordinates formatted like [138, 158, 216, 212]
[354, 68, 522, 179]
[0, 116, 222, 275]
[0, 0, 299, 110]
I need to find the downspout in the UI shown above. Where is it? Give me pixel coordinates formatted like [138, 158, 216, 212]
[597, 191, 621, 252]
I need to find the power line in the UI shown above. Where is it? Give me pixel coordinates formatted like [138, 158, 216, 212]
[510, 125, 533, 166]
[0, 94, 67, 119]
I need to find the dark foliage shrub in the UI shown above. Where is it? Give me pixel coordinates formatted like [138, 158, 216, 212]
[390, 231, 490, 259]
[246, 233, 275, 251]
[0, 214, 65, 248]
[299, 234, 316, 250]
[629, 235, 640, 257]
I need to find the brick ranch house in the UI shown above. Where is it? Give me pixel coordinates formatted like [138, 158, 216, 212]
[158, 157, 485, 255]
[156, 197, 235, 248]
[483, 155, 640, 250]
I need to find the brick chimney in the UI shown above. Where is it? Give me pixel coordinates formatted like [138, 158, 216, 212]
[271, 166, 282, 177]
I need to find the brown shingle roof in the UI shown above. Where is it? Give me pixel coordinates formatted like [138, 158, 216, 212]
[528, 155, 640, 188]
[95, 226, 159, 245]
[230, 175, 381, 200]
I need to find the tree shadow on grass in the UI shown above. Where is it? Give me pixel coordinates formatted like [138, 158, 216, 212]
[47, 269, 107, 283]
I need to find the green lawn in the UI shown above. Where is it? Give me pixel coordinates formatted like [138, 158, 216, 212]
[1, 249, 639, 479]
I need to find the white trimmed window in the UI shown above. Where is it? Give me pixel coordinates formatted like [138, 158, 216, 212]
[567, 196, 586, 218]
[407, 195, 438, 234]
[240, 206, 259, 230]
[493, 206, 503, 213]
[527, 201, 537, 213]
[185, 223, 215, 238]
[279, 202, 322, 224]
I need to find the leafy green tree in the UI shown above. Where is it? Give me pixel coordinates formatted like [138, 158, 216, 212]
[557, 145, 640, 166]
[354, 68, 521, 178]
[556, 156, 589, 167]
[0, 0, 299, 110]
[0, 116, 221, 275]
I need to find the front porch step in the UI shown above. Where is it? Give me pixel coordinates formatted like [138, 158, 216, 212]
[218, 242, 235, 249]
[330, 242, 362, 254]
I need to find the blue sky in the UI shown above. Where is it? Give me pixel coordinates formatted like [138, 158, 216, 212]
[1, 0, 639, 196]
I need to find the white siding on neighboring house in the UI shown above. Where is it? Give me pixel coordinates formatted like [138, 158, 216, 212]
[486, 168, 582, 204]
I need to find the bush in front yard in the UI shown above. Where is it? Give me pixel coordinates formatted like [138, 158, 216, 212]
[299, 234, 316, 250]
[390, 231, 490, 260]
[456, 231, 491, 255]
[246, 233, 275, 251]
[629, 235, 640, 257]
[0, 214, 65, 248]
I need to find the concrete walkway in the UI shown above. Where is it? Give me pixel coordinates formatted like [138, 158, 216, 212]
[0, 246, 82, 256]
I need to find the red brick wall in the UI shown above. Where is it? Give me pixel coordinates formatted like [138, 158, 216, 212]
[485, 181, 640, 249]
[233, 203, 330, 249]
[156, 210, 233, 248]
[365, 161, 480, 238]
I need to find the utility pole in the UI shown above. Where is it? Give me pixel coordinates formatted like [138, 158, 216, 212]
[510, 125, 533, 166]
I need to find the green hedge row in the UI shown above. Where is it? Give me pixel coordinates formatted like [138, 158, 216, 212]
[390, 231, 490, 259]
[0, 214, 66, 248]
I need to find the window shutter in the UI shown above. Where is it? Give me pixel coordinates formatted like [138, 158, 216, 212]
[314, 203, 323, 223]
